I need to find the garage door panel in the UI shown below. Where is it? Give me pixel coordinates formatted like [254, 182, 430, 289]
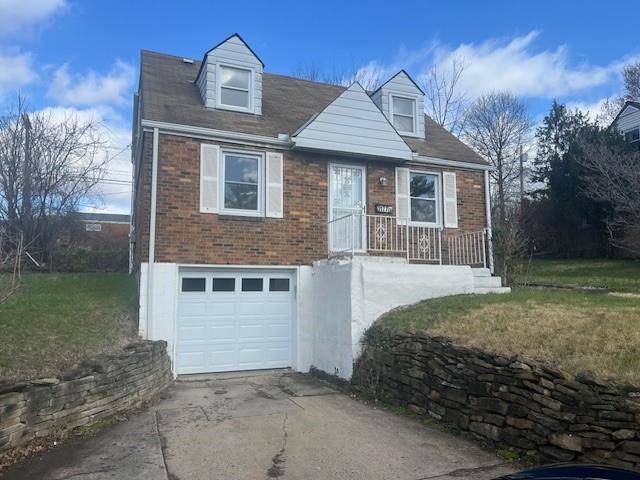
[176, 269, 294, 375]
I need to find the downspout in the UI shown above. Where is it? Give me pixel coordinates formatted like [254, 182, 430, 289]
[484, 170, 494, 274]
[146, 127, 159, 339]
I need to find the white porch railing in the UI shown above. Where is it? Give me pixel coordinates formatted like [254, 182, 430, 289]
[447, 229, 488, 268]
[328, 213, 443, 263]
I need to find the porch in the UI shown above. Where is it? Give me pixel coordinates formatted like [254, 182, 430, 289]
[327, 213, 493, 269]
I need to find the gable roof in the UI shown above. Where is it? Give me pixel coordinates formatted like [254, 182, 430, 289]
[139, 50, 487, 166]
[372, 69, 425, 96]
[77, 212, 130, 223]
[611, 100, 640, 127]
[195, 33, 264, 81]
[292, 82, 413, 161]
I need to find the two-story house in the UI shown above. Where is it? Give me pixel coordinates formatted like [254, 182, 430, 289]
[131, 34, 507, 379]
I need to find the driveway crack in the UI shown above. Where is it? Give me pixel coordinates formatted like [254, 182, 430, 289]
[154, 410, 174, 480]
[266, 412, 288, 478]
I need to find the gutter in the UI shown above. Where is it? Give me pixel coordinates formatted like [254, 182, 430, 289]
[484, 170, 495, 274]
[141, 119, 292, 149]
[411, 154, 494, 172]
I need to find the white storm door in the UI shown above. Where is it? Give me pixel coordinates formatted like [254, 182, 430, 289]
[329, 164, 366, 251]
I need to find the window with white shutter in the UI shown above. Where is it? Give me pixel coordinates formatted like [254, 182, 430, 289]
[395, 167, 409, 221]
[266, 152, 284, 218]
[200, 144, 220, 213]
[442, 171, 458, 228]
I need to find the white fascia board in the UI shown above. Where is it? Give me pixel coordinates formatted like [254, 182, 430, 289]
[141, 119, 292, 150]
[412, 154, 494, 171]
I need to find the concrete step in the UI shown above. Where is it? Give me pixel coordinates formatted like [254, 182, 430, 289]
[473, 276, 503, 288]
[471, 267, 491, 277]
[473, 286, 512, 295]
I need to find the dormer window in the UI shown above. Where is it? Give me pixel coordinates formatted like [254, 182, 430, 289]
[390, 95, 416, 135]
[217, 65, 252, 111]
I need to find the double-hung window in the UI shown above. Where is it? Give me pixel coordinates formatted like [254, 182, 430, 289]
[624, 127, 640, 143]
[221, 151, 262, 216]
[218, 65, 252, 111]
[391, 95, 416, 135]
[409, 172, 440, 225]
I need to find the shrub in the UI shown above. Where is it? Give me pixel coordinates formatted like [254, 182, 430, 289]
[49, 248, 128, 273]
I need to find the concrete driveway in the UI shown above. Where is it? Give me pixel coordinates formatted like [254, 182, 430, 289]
[2, 371, 519, 480]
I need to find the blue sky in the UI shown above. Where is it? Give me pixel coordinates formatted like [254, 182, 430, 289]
[1, 0, 639, 212]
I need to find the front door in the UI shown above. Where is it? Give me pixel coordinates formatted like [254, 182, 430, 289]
[329, 164, 366, 251]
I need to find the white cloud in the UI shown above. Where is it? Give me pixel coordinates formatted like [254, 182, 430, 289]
[0, 48, 37, 94]
[39, 105, 132, 214]
[0, 0, 66, 36]
[48, 60, 135, 107]
[427, 31, 615, 99]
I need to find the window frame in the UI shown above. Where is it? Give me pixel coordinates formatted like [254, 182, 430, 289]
[216, 64, 254, 113]
[389, 94, 417, 135]
[219, 149, 264, 217]
[407, 170, 441, 228]
[624, 127, 640, 143]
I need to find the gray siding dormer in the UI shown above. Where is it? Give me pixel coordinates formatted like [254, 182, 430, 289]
[615, 103, 640, 134]
[195, 34, 264, 115]
[371, 70, 425, 139]
[292, 82, 413, 161]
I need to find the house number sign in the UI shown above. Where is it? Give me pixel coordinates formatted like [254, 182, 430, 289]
[375, 204, 393, 214]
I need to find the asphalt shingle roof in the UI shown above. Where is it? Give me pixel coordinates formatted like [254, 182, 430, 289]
[140, 50, 487, 166]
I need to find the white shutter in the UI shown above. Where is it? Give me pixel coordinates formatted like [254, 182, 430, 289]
[266, 152, 284, 218]
[443, 171, 458, 228]
[395, 167, 409, 221]
[200, 144, 219, 213]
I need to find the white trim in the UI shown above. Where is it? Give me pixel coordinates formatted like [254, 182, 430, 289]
[408, 169, 441, 228]
[81, 219, 129, 225]
[140, 120, 291, 149]
[624, 126, 640, 143]
[219, 148, 264, 217]
[412, 154, 494, 171]
[389, 93, 417, 136]
[215, 63, 254, 113]
[199, 144, 220, 214]
[146, 127, 159, 339]
[328, 162, 367, 252]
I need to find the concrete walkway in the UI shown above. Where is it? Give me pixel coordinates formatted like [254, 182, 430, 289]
[2, 371, 519, 479]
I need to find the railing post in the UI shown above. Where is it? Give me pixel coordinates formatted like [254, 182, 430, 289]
[351, 214, 355, 256]
[481, 230, 487, 269]
[405, 218, 409, 261]
[438, 228, 443, 265]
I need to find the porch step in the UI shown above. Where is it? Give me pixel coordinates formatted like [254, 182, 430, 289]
[473, 286, 512, 295]
[473, 275, 503, 288]
[471, 267, 492, 277]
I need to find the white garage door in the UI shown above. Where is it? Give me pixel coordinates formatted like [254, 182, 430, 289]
[176, 269, 295, 375]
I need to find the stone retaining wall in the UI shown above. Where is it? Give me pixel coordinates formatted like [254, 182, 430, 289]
[0, 340, 172, 456]
[353, 331, 640, 469]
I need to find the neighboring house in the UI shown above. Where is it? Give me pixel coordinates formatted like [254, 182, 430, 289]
[131, 33, 506, 379]
[58, 212, 130, 250]
[612, 100, 640, 145]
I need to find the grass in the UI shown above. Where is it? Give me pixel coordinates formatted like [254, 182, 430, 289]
[377, 288, 640, 385]
[0, 273, 138, 382]
[521, 258, 640, 293]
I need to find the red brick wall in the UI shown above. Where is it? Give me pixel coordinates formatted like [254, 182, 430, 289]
[133, 133, 487, 268]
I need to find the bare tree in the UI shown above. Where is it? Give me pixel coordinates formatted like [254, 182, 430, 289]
[293, 62, 385, 90]
[0, 97, 107, 263]
[577, 137, 640, 256]
[462, 91, 531, 224]
[622, 62, 640, 101]
[421, 57, 468, 135]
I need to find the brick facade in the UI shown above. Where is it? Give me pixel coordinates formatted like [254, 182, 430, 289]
[133, 132, 487, 269]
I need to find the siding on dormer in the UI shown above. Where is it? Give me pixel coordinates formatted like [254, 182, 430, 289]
[371, 71, 425, 139]
[195, 35, 263, 115]
[293, 83, 413, 160]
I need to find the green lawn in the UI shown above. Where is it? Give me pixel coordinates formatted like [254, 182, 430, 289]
[0, 273, 138, 382]
[377, 288, 640, 385]
[521, 258, 640, 293]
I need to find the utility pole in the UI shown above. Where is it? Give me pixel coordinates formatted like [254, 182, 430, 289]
[21, 113, 32, 240]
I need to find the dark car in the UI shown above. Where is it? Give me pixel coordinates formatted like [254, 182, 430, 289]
[496, 464, 640, 479]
